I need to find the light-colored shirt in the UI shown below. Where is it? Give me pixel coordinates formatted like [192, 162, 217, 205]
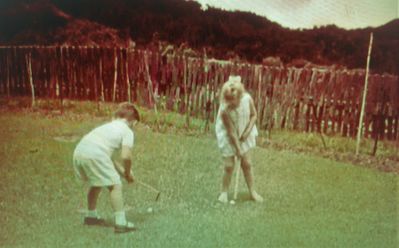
[74, 119, 134, 158]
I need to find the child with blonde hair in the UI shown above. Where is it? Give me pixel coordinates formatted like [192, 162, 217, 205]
[215, 75, 263, 203]
[73, 102, 140, 234]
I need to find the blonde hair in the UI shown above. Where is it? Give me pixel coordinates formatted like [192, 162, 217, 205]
[220, 75, 245, 107]
[114, 102, 140, 122]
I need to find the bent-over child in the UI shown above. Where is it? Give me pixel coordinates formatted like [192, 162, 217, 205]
[73, 102, 139, 234]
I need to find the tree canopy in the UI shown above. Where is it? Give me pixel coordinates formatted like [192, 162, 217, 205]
[0, 0, 397, 75]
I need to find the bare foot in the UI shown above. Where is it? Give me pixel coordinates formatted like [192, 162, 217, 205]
[250, 191, 264, 203]
[217, 192, 228, 203]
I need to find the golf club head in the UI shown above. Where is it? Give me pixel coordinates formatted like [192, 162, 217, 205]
[155, 192, 161, 201]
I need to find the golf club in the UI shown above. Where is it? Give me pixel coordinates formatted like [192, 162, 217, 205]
[233, 155, 240, 200]
[114, 161, 161, 201]
[136, 179, 161, 201]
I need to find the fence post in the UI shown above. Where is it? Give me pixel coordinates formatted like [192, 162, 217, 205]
[6, 50, 10, 98]
[356, 32, 373, 156]
[112, 48, 118, 102]
[144, 51, 160, 128]
[125, 48, 131, 103]
[184, 57, 190, 128]
[25, 52, 36, 108]
[59, 46, 64, 113]
[99, 55, 105, 102]
[256, 65, 262, 128]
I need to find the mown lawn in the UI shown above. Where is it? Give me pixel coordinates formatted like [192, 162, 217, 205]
[0, 109, 397, 248]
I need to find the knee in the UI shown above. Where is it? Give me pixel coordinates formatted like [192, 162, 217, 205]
[224, 166, 234, 175]
[240, 159, 252, 171]
[89, 186, 102, 192]
[108, 184, 122, 192]
[88, 186, 102, 196]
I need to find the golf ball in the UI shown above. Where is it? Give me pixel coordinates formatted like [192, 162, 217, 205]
[229, 200, 236, 205]
[147, 207, 153, 213]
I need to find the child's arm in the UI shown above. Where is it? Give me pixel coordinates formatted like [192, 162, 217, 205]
[113, 159, 124, 175]
[121, 145, 134, 183]
[113, 159, 134, 181]
[221, 110, 242, 157]
[240, 97, 257, 142]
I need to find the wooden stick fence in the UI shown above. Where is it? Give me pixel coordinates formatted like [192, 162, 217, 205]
[0, 46, 398, 140]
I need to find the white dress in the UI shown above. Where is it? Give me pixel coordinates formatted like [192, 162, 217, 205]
[215, 92, 258, 157]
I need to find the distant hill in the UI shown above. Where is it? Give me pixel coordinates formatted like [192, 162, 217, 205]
[0, 0, 398, 75]
[0, 0, 128, 46]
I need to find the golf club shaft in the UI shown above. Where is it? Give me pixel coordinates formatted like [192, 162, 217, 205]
[136, 180, 160, 194]
[233, 155, 240, 200]
[114, 161, 161, 199]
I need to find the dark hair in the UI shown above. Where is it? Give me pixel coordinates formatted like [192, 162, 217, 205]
[114, 102, 140, 122]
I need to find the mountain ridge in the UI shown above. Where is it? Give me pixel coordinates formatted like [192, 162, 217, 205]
[0, 0, 397, 75]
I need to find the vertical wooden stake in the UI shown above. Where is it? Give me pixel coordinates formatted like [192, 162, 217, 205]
[53, 47, 60, 101]
[356, 32, 373, 156]
[112, 48, 118, 102]
[144, 52, 159, 128]
[184, 57, 190, 128]
[59, 46, 64, 113]
[6, 52, 10, 98]
[91, 48, 99, 111]
[125, 48, 131, 103]
[25, 52, 36, 108]
[256, 65, 262, 127]
[99, 58, 105, 102]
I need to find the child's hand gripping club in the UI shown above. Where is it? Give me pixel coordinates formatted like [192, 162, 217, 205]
[114, 160, 134, 183]
[114, 160, 161, 201]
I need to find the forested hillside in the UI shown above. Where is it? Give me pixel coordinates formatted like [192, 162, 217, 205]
[0, 0, 398, 74]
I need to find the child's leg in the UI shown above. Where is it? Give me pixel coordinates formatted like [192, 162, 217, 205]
[240, 151, 263, 202]
[108, 184, 124, 212]
[221, 156, 235, 192]
[87, 186, 102, 218]
[218, 156, 235, 203]
[88, 187, 102, 210]
[108, 184, 135, 231]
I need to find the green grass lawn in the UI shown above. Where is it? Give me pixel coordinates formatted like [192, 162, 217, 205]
[0, 109, 397, 248]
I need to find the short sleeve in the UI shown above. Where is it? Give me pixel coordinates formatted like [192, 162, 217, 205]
[121, 128, 134, 148]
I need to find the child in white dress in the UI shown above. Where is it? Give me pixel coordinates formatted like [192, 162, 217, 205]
[215, 75, 263, 203]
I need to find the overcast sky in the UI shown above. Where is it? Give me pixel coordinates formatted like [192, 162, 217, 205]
[194, 0, 398, 30]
